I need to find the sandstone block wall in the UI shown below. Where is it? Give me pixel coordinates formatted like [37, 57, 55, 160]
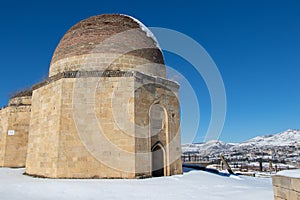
[0, 96, 31, 167]
[26, 79, 63, 177]
[26, 71, 182, 179]
[26, 76, 137, 178]
[56, 76, 136, 178]
[0, 108, 9, 166]
[272, 175, 300, 200]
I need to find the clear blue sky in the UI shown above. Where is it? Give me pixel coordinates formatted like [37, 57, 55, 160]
[0, 1, 299, 143]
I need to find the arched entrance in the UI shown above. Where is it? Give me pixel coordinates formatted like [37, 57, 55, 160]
[151, 143, 165, 177]
[149, 103, 169, 177]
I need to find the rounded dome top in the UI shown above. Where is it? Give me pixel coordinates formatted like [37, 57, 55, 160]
[49, 14, 166, 77]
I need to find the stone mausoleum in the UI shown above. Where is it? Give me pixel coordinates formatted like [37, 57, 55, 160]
[0, 14, 182, 178]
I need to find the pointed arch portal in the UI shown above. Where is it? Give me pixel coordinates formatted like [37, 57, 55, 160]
[151, 143, 165, 177]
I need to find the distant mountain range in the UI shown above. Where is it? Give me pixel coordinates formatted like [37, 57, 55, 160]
[182, 129, 300, 156]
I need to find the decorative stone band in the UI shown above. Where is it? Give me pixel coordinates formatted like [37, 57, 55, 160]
[0, 95, 32, 110]
[32, 70, 179, 91]
[0, 103, 31, 112]
[9, 96, 32, 106]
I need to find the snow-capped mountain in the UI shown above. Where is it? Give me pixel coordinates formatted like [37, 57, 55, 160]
[182, 140, 235, 156]
[182, 129, 300, 155]
[239, 129, 300, 147]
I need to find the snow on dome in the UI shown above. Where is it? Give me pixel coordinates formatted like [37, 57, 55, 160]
[120, 14, 161, 49]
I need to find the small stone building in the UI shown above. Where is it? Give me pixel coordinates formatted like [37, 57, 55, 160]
[1, 14, 182, 178]
[0, 95, 31, 167]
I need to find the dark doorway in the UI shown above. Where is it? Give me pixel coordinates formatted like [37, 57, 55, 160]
[152, 144, 165, 177]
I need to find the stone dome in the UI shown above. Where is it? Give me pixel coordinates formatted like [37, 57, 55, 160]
[49, 14, 166, 77]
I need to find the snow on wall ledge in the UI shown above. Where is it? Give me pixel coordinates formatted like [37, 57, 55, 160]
[277, 169, 300, 178]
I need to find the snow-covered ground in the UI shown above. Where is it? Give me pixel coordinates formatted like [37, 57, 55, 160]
[0, 168, 273, 200]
